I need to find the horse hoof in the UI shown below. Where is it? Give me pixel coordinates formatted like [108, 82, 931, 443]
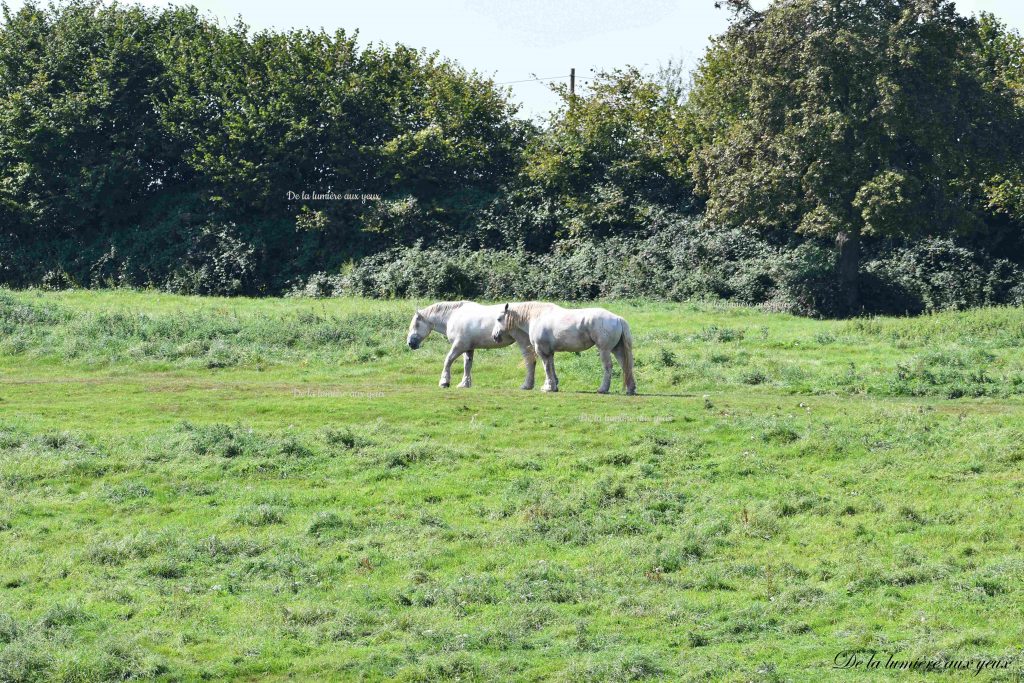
[597, 388, 609, 394]
[520, 385, 534, 390]
[626, 389, 637, 396]
[439, 382, 450, 388]
[457, 382, 470, 389]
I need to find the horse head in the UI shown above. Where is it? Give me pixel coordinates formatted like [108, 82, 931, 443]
[492, 303, 511, 343]
[407, 310, 432, 349]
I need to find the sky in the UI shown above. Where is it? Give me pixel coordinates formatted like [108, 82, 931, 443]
[5, 0, 1024, 119]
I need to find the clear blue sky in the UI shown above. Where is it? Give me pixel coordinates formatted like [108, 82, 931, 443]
[6, 0, 1024, 119]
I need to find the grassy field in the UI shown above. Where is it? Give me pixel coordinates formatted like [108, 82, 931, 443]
[1, 288, 1024, 682]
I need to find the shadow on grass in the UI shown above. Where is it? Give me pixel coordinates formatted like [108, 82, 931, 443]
[564, 390, 697, 398]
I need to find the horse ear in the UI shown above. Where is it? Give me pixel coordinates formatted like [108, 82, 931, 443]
[504, 303, 509, 312]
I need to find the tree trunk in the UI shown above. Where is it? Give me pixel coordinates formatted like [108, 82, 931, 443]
[836, 230, 860, 315]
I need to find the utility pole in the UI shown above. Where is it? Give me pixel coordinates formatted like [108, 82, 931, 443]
[570, 68, 575, 96]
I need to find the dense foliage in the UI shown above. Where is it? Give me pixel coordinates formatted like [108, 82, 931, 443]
[688, 0, 1024, 312]
[2, 0, 1024, 315]
[290, 218, 1024, 316]
[0, 1, 529, 292]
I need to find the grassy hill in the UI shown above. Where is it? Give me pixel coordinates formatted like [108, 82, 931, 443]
[1, 289, 1023, 681]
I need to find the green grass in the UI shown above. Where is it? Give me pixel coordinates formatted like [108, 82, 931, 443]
[1, 288, 1023, 681]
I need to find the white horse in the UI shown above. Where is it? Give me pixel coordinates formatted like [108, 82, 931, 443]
[492, 302, 636, 395]
[407, 301, 537, 389]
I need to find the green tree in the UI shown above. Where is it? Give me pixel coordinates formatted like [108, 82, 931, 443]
[0, 1, 179, 242]
[153, 16, 530, 263]
[688, 0, 1024, 312]
[0, 1, 530, 289]
[356, 45, 531, 245]
[514, 67, 694, 245]
[976, 12, 1024, 228]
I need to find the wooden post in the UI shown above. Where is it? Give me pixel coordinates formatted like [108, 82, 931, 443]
[570, 68, 575, 96]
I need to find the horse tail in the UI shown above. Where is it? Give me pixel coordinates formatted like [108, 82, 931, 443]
[614, 319, 636, 394]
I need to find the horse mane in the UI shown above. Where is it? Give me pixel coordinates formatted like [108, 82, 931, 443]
[420, 300, 468, 323]
[507, 301, 557, 327]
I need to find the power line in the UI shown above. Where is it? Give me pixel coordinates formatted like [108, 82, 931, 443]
[495, 74, 608, 86]
[494, 75, 571, 85]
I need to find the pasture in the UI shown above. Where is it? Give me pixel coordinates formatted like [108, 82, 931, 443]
[1, 289, 1023, 682]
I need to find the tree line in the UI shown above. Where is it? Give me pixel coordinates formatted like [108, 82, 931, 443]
[1, 0, 1023, 315]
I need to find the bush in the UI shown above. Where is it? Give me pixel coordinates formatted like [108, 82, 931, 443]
[288, 221, 1024, 318]
[164, 223, 258, 296]
[862, 238, 1024, 315]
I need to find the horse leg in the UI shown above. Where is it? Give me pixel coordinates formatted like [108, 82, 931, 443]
[439, 344, 463, 388]
[612, 335, 637, 395]
[458, 349, 474, 388]
[598, 347, 612, 394]
[520, 344, 537, 390]
[540, 351, 558, 392]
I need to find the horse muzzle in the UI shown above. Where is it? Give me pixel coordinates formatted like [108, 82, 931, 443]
[408, 338, 420, 349]
[492, 332, 503, 343]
